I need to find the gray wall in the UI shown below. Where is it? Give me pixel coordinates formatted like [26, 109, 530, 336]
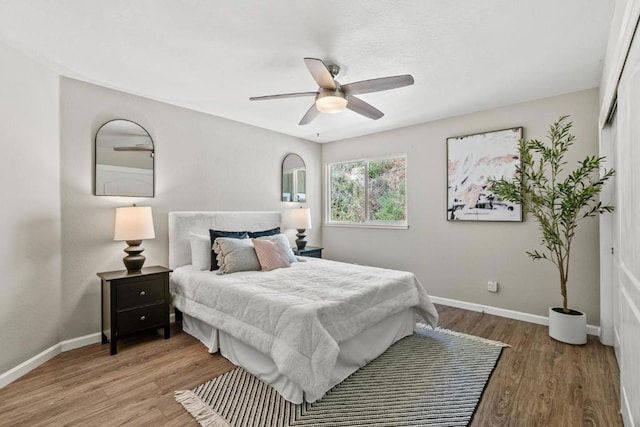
[0, 47, 602, 378]
[59, 77, 321, 339]
[322, 88, 602, 324]
[0, 41, 61, 373]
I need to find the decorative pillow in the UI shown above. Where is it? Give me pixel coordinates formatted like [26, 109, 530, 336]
[257, 233, 296, 263]
[209, 229, 248, 271]
[248, 227, 281, 238]
[189, 233, 211, 271]
[252, 238, 291, 271]
[213, 237, 261, 274]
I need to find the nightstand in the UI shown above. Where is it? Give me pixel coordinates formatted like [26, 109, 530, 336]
[294, 246, 323, 258]
[98, 266, 172, 355]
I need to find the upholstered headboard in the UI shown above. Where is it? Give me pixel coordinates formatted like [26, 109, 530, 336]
[168, 211, 282, 269]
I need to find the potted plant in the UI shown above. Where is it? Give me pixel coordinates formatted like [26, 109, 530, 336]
[490, 116, 615, 344]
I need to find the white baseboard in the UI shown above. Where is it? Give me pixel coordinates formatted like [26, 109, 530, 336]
[0, 343, 60, 389]
[0, 331, 102, 389]
[60, 332, 102, 352]
[431, 296, 601, 337]
[1, 314, 178, 390]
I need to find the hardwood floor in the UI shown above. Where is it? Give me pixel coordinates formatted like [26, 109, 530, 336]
[0, 305, 621, 426]
[437, 305, 623, 426]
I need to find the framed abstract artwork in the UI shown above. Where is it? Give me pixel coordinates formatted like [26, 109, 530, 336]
[447, 127, 523, 222]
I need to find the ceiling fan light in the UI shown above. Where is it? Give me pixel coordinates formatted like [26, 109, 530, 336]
[315, 93, 347, 114]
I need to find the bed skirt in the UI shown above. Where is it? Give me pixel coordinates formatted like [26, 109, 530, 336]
[181, 307, 416, 403]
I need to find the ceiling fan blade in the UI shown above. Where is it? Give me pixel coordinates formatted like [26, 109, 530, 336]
[299, 103, 320, 125]
[250, 92, 317, 101]
[304, 58, 336, 90]
[346, 96, 384, 120]
[342, 74, 414, 95]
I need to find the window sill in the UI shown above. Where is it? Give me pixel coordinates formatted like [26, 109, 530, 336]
[324, 222, 409, 230]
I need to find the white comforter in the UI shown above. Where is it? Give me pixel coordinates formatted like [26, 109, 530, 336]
[170, 258, 439, 400]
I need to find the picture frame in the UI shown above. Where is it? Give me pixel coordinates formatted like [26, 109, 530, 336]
[447, 127, 523, 222]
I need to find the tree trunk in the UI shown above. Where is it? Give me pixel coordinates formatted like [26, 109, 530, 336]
[561, 278, 568, 313]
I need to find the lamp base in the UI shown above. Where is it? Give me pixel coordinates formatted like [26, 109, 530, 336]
[295, 229, 308, 251]
[123, 240, 146, 274]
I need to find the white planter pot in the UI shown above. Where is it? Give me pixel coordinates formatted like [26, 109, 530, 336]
[548, 307, 587, 345]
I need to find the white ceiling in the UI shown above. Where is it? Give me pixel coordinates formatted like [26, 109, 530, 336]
[0, 1, 613, 143]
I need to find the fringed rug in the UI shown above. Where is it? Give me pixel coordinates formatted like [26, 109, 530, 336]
[176, 325, 508, 426]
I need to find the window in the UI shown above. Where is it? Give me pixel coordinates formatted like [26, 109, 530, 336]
[327, 156, 407, 227]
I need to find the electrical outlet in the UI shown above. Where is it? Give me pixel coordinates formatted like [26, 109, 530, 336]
[488, 281, 498, 293]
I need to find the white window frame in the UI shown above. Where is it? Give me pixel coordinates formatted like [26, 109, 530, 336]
[325, 155, 408, 229]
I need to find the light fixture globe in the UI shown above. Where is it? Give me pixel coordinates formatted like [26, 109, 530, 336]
[315, 89, 347, 114]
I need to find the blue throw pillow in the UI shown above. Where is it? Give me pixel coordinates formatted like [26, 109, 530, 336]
[247, 227, 281, 238]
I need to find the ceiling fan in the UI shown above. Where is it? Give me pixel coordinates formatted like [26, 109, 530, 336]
[249, 58, 414, 125]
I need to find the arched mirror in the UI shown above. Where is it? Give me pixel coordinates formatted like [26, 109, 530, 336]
[282, 153, 306, 202]
[95, 119, 154, 197]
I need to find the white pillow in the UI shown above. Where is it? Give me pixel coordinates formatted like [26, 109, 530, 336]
[189, 233, 211, 271]
[257, 234, 297, 263]
[213, 237, 261, 274]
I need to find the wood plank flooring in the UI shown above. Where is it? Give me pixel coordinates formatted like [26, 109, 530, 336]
[0, 305, 622, 426]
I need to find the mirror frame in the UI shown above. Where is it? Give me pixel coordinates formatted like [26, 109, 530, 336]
[94, 119, 155, 197]
[281, 153, 306, 203]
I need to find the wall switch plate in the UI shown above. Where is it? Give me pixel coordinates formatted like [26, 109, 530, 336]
[488, 281, 498, 293]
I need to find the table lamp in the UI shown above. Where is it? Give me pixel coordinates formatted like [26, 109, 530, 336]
[286, 207, 312, 251]
[113, 205, 155, 273]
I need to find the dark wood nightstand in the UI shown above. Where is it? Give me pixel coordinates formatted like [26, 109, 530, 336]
[98, 266, 172, 355]
[294, 246, 323, 258]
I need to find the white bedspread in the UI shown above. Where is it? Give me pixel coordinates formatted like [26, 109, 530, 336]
[170, 258, 439, 400]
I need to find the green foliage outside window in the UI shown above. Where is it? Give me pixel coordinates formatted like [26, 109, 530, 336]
[330, 161, 365, 222]
[329, 157, 406, 224]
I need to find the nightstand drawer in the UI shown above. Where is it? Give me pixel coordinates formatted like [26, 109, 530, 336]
[116, 278, 165, 310]
[117, 304, 166, 335]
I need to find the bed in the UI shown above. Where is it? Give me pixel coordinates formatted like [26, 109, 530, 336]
[168, 211, 439, 403]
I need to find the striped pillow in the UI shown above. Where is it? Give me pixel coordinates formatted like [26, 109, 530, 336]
[252, 238, 291, 271]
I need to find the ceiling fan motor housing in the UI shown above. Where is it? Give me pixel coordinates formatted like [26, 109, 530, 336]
[326, 64, 340, 77]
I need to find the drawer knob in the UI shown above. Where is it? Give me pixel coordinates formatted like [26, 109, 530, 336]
[139, 290, 146, 296]
[140, 315, 146, 321]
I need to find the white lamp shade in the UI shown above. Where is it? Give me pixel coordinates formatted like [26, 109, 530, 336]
[286, 207, 312, 230]
[113, 206, 155, 241]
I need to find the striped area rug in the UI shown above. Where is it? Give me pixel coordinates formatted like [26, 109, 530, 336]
[176, 326, 508, 426]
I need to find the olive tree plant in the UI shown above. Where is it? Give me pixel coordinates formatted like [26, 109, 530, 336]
[490, 116, 615, 313]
